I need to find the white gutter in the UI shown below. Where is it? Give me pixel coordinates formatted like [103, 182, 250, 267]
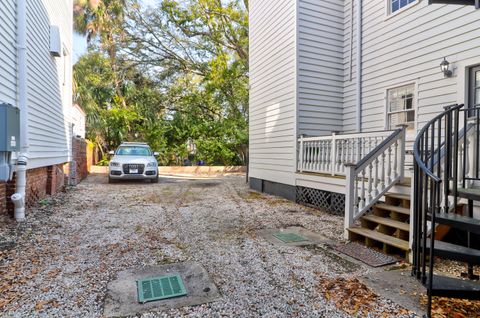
[12, 0, 29, 221]
[356, 0, 363, 132]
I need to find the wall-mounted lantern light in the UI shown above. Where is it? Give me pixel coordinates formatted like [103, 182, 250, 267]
[440, 57, 453, 78]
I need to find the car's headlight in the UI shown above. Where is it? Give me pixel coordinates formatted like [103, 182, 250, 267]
[147, 161, 157, 167]
[110, 162, 121, 167]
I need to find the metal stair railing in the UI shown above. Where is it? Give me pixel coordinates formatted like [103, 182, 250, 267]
[413, 103, 467, 318]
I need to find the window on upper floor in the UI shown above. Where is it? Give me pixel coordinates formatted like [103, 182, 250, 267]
[389, 0, 418, 14]
[387, 84, 415, 129]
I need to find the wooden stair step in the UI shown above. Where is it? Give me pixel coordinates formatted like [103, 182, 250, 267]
[348, 227, 409, 251]
[385, 193, 410, 201]
[361, 215, 410, 232]
[375, 203, 410, 215]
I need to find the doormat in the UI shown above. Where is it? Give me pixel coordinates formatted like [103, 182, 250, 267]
[333, 242, 398, 267]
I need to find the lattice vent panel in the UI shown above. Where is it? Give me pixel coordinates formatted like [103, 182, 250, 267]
[296, 187, 345, 216]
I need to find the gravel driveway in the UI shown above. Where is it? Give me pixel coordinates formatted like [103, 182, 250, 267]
[0, 174, 416, 317]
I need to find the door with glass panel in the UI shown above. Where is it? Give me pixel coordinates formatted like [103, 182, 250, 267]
[469, 65, 480, 110]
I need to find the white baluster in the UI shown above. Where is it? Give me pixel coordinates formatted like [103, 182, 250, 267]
[387, 144, 392, 184]
[321, 141, 324, 172]
[379, 151, 386, 193]
[393, 140, 399, 179]
[367, 162, 373, 204]
[373, 155, 379, 197]
[306, 141, 310, 171]
[304, 141, 310, 171]
[308, 142, 313, 171]
[331, 132, 337, 176]
[359, 169, 366, 210]
[338, 140, 344, 173]
[299, 135, 304, 172]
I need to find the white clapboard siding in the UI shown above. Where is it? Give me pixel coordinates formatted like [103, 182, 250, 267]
[26, 0, 73, 168]
[249, 0, 297, 185]
[298, 0, 344, 137]
[0, 0, 17, 106]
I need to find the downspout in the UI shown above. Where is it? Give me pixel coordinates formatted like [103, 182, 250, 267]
[356, 0, 363, 132]
[11, 0, 29, 221]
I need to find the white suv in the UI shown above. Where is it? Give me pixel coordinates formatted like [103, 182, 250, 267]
[108, 142, 159, 183]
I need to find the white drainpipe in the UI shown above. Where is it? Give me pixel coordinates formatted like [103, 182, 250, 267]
[12, 0, 29, 221]
[356, 0, 363, 132]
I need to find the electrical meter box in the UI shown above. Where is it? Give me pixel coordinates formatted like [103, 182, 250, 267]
[0, 103, 20, 152]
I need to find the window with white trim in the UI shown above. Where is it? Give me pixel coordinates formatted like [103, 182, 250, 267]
[387, 84, 415, 129]
[389, 0, 417, 14]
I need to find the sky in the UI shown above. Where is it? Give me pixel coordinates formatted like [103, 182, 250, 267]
[72, 0, 157, 63]
[73, 33, 87, 64]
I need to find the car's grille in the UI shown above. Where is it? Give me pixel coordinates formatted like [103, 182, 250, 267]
[122, 164, 145, 174]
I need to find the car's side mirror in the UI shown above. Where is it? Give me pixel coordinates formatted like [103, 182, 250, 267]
[153, 152, 159, 157]
[108, 150, 115, 155]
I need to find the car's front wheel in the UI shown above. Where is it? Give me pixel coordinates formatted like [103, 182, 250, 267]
[151, 175, 159, 183]
[108, 177, 116, 184]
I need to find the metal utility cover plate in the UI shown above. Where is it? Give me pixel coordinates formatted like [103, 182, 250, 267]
[273, 232, 308, 243]
[137, 274, 187, 303]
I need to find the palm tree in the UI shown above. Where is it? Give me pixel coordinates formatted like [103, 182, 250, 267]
[73, 0, 127, 106]
[73, 0, 125, 61]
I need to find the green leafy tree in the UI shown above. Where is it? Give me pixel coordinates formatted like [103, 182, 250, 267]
[74, 0, 249, 166]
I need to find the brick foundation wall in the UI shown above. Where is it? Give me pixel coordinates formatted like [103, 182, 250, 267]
[73, 138, 88, 183]
[25, 167, 49, 207]
[3, 164, 66, 215]
[0, 182, 6, 215]
[65, 137, 89, 186]
[46, 165, 65, 195]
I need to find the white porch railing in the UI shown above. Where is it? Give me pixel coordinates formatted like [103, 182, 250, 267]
[344, 128, 406, 238]
[298, 130, 396, 176]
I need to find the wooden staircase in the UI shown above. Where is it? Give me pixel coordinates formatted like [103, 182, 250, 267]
[348, 192, 410, 258]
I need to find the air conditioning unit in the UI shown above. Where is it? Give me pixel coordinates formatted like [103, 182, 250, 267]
[49, 25, 62, 57]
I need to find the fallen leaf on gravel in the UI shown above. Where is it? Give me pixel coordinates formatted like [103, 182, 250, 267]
[318, 277, 411, 317]
[35, 299, 54, 311]
[47, 268, 61, 278]
[420, 295, 480, 318]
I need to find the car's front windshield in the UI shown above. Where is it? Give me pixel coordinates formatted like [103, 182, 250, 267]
[116, 146, 152, 156]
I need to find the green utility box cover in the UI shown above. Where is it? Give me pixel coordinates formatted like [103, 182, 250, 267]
[273, 232, 309, 243]
[0, 103, 20, 152]
[137, 274, 187, 303]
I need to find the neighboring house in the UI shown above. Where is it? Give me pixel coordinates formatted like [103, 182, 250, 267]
[0, 0, 82, 218]
[70, 104, 87, 139]
[250, 0, 480, 312]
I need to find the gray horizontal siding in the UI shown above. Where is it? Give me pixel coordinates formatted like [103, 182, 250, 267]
[345, 0, 480, 134]
[298, 0, 344, 137]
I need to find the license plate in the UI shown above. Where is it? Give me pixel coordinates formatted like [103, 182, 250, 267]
[129, 169, 138, 174]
